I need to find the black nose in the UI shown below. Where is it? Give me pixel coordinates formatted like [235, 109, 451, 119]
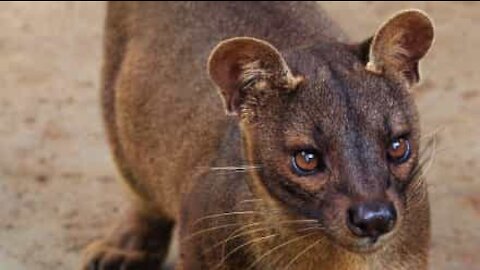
[347, 201, 397, 239]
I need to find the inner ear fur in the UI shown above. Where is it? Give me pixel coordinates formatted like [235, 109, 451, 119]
[207, 37, 302, 115]
[365, 10, 434, 86]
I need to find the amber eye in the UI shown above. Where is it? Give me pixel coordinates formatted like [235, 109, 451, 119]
[387, 138, 411, 164]
[291, 150, 322, 176]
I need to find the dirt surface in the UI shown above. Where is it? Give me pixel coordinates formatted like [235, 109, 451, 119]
[0, 2, 478, 270]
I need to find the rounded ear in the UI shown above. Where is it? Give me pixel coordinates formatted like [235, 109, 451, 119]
[208, 37, 301, 115]
[366, 10, 434, 87]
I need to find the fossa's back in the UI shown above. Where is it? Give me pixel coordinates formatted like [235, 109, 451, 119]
[102, 1, 346, 218]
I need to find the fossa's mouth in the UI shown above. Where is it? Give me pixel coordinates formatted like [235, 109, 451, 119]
[343, 235, 389, 253]
[331, 227, 398, 254]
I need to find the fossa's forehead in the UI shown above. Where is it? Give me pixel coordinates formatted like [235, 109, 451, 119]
[293, 70, 399, 114]
[281, 71, 411, 139]
[286, 48, 399, 105]
[275, 46, 413, 137]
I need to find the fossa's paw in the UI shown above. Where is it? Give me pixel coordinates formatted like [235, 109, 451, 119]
[82, 240, 163, 270]
[81, 209, 173, 270]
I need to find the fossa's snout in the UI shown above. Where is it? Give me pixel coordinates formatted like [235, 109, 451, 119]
[347, 201, 397, 240]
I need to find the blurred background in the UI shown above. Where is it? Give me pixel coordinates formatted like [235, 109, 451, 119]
[0, 2, 478, 269]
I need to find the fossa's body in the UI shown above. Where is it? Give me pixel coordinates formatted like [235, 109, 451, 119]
[84, 2, 434, 269]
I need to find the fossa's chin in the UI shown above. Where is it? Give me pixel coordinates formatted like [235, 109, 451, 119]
[335, 231, 396, 254]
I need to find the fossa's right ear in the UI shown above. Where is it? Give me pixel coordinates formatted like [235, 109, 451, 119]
[361, 10, 434, 87]
[208, 37, 302, 115]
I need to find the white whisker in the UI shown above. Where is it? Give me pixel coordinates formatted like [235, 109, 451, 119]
[283, 239, 321, 270]
[246, 231, 318, 270]
[214, 234, 278, 270]
[209, 165, 263, 171]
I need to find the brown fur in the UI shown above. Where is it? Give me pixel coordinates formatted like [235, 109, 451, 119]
[83, 2, 434, 270]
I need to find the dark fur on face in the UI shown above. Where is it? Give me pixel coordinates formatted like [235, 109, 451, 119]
[243, 43, 419, 252]
[208, 10, 433, 253]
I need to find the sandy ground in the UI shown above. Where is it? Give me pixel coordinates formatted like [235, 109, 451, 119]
[0, 2, 478, 270]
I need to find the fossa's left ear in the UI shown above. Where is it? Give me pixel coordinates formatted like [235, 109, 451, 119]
[360, 10, 434, 87]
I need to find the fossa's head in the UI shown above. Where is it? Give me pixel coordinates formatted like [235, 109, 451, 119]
[208, 10, 434, 253]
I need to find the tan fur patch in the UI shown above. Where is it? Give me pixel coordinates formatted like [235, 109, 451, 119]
[365, 61, 382, 74]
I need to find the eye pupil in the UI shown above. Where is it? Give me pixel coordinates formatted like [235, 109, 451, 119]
[392, 141, 400, 150]
[303, 152, 315, 163]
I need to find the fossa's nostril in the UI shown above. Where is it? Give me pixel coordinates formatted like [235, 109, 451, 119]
[347, 201, 397, 239]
